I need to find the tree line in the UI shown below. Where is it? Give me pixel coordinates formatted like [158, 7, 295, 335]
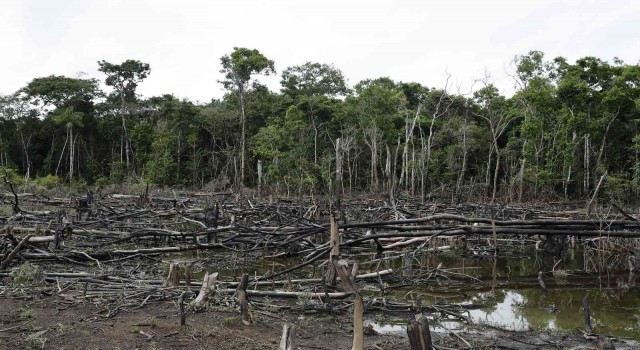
[1, 49, 639, 203]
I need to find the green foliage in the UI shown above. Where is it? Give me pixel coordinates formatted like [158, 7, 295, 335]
[1, 167, 25, 186]
[8, 262, 43, 296]
[23, 75, 101, 108]
[33, 175, 60, 189]
[220, 47, 276, 91]
[98, 59, 151, 102]
[281, 62, 349, 98]
[1, 51, 639, 202]
[145, 120, 179, 186]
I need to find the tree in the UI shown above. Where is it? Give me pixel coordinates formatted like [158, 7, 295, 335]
[52, 107, 84, 180]
[0, 93, 40, 179]
[346, 78, 402, 191]
[98, 59, 151, 171]
[23, 75, 101, 109]
[281, 62, 349, 98]
[474, 84, 517, 203]
[512, 51, 561, 200]
[281, 62, 349, 167]
[219, 47, 275, 187]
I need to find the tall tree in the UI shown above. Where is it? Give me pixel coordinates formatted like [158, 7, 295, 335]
[98, 59, 151, 172]
[474, 84, 517, 203]
[347, 78, 402, 191]
[219, 47, 275, 187]
[52, 107, 84, 180]
[281, 62, 349, 166]
[23, 75, 101, 110]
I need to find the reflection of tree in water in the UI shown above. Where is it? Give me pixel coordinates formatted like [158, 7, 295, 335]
[381, 245, 640, 338]
[516, 288, 640, 338]
[468, 290, 530, 331]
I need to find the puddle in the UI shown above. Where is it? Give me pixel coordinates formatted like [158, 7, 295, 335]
[177, 244, 640, 339]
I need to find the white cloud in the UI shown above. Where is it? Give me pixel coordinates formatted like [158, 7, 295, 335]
[1, 0, 639, 101]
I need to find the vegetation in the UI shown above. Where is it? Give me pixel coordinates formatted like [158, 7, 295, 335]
[1, 49, 639, 202]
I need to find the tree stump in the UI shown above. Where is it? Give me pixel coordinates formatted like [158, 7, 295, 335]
[164, 262, 182, 287]
[279, 323, 295, 350]
[194, 272, 218, 309]
[237, 273, 253, 325]
[407, 315, 433, 350]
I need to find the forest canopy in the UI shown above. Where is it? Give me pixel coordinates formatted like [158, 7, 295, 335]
[1, 49, 639, 203]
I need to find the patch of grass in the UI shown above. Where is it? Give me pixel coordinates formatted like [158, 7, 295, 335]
[20, 308, 35, 319]
[223, 317, 235, 326]
[8, 262, 44, 296]
[25, 334, 46, 350]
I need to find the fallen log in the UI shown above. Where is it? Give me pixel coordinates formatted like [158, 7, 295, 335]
[0, 234, 32, 270]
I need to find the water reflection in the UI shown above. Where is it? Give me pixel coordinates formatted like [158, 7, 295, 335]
[466, 291, 529, 331]
[362, 246, 640, 339]
[368, 287, 640, 339]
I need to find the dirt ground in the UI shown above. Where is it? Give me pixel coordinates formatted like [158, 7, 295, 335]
[1, 295, 638, 350]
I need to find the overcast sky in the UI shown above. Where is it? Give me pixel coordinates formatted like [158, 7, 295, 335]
[1, 0, 639, 102]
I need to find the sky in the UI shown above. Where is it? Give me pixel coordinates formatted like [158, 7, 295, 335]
[1, 0, 639, 102]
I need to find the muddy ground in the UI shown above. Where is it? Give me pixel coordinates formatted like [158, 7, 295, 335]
[1, 295, 637, 350]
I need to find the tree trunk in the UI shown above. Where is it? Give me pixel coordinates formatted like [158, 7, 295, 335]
[517, 139, 527, 202]
[56, 132, 68, 178]
[239, 88, 247, 188]
[492, 147, 501, 203]
[69, 127, 74, 180]
[455, 114, 469, 204]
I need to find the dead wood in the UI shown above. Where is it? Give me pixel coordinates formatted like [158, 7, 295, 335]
[407, 315, 433, 350]
[194, 272, 218, 309]
[583, 295, 593, 335]
[0, 234, 32, 270]
[279, 323, 295, 350]
[237, 273, 253, 325]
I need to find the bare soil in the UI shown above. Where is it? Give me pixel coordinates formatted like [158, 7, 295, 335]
[1, 295, 638, 350]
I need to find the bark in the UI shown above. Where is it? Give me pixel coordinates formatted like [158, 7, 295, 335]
[239, 88, 246, 187]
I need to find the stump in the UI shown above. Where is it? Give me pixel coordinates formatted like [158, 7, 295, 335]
[237, 273, 253, 325]
[164, 262, 182, 287]
[194, 272, 218, 309]
[407, 315, 433, 350]
[279, 323, 295, 350]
